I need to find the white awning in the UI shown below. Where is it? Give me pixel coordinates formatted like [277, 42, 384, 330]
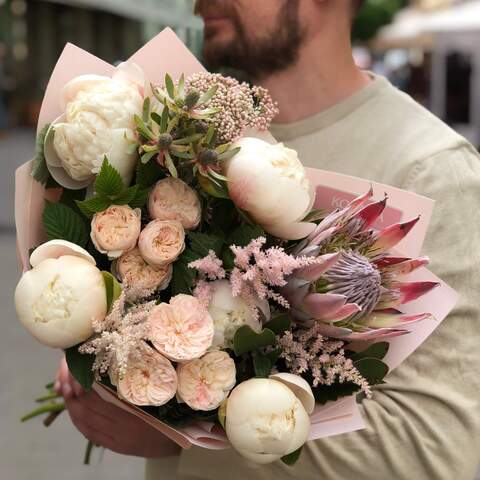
[42, 0, 202, 29]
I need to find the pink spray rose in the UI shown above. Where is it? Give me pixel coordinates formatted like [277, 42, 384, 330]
[177, 351, 236, 411]
[148, 294, 214, 362]
[138, 219, 185, 267]
[91, 205, 141, 259]
[148, 177, 201, 230]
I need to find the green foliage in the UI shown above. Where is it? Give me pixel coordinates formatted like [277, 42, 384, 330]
[354, 357, 389, 384]
[136, 158, 165, 187]
[223, 223, 265, 269]
[65, 346, 95, 391]
[264, 313, 292, 335]
[352, 0, 407, 43]
[252, 352, 272, 378]
[101, 271, 122, 312]
[351, 342, 389, 362]
[233, 326, 276, 356]
[155, 397, 219, 427]
[281, 446, 303, 466]
[76, 158, 149, 217]
[42, 201, 88, 247]
[171, 249, 201, 296]
[31, 124, 53, 186]
[187, 230, 225, 257]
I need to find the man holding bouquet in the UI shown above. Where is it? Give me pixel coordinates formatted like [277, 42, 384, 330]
[56, 1, 480, 479]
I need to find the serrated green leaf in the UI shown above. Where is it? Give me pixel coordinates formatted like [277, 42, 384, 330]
[233, 326, 276, 356]
[114, 185, 138, 205]
[165, 73, 175, 99]
[59, 188, 87, 210]
[102, 271, 122, 312]
[354, 357, 389, 385]
[264, 313, 292, 335]
[76, 196, 112, 218]
[142, 97, 151, 122]
[43, 201, 88, 247]
[198, 85, 218, 105]
[128, 186, 150, 209]
[281, 447, 303, 466]
[31, 123, 51, 185]
[187, 231, 224, 257]
[94, 158, 125, 197]
[351, 342, 390, 362]
[252, 352, 272, 378]
[228, 224, 265, 248]
[65, 346, 95, 391]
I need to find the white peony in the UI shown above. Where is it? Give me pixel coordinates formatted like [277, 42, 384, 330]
[14, 240, 107, 349]
[225, 137, 316, 240]
[225, 376, 314, 464]
[46, 63, 144, 188]
[208, 280, 262, 349]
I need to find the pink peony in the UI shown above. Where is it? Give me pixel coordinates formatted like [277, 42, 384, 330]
[148, 294, 214, 362]
[114, 344, 177, 407]
[138, 219, 185, 267]
[116, 247, 172, 292]
[177, 351, 236, 411]
[91, 205, 141, 259]
[148, 177, 201, 230]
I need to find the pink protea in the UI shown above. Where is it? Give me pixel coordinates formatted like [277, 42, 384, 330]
[286, 189, 439, 341]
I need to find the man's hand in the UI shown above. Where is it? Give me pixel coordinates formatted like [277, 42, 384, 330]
[54, 357, 180, 458]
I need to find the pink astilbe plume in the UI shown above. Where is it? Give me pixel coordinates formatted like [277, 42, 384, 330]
[278, 324, 372, 397]
[230, 237, 321, 314]
[79, 293, 156, 380]
[188, 250, 226, 280]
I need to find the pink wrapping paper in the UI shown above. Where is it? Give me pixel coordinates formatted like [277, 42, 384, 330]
[15, 29, 458, 451]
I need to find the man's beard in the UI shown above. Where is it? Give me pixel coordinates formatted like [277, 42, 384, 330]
[200, 0, 304, 80]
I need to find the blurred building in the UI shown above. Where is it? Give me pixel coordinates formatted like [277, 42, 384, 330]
[0, 0, 202, 128]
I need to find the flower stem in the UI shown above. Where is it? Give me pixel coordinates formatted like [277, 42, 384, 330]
[84, 440, 95, 465]
[43, 410, 63, 427]
[35, 392, 61, 403]
[21, 402, 65, 422]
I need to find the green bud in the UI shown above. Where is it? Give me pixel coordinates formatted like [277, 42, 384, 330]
[195, 121, 209, 134]
[185, 89, 201, 109]
[199, 149, 219, 165]
[158, 133, 173, 149]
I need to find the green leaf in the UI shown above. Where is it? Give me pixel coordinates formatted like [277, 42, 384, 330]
[76, 196, 112, 218]
[114, 185, 139, 205]
[42, 201, 88, 247]
[134, 115, 155, 141]
[228, 224, 265, 248]
[217, 147, 241, 161]
[166, 115, 180, 134]
[354, 357, 389, 385]
[128, 186, 150, 209]
[172, 133, 204, 145]
[265, 347, 283, 365]
[142, 97, 151, 122]
[187, 231, 224, 257]
[31, 123, 51, 185]
[141, 150, 159, 165]
[65, 346, 95, 391]
[281, 446, 303, 466]
[198, 85, 218, 105]
[303, 208, 326, 223]
[165, 73, 175, 99]
[177, 73, 185, 98]
[59, 188, 87, 209]
[264, 313, 292, 335]
[233, 326, 276, 356]
[351, 342, 390, 362]
[171, 249, 200, 295]
[164, 151, 178, 178]
[160, 106, 170, 132]
[94, 158, 124, 197]
[252, 352, 272, 378]
[102, 271, 122, 312]
[150, 112, 163, 127]
[313, 382, 362, 405]
[136, 158, 165, 187]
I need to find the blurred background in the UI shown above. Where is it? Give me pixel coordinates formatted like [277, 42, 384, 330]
[0, 0, 479, 478]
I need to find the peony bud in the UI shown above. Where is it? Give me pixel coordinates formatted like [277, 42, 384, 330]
[225, 137, 316, 240]
[91, 205, 141, 259]
[225, 376, 312, 464]
[15, 241, 107, 349]
[148, 177, 201, 230]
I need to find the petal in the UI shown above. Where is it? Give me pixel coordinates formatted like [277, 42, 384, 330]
[328, 303, 362, 322]
[360, 312, 432, 328]
[370, 217, 420, 255]
[294, 253, 340, 281]
[302, 293, 346, 319]
[282, 281, 310, 308]
[309, 226, 338, 246]
[395, 281, 440, 304]
[313, 323, 354, 338]
[356, 196, 387, 229]
[342, 328, 410, 341]
[378, 256, 430, 276]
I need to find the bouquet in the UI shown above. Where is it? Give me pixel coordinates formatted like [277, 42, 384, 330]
[14, 29, 457, 466]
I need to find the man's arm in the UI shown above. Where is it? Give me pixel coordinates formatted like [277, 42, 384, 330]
[175, 146, 480, 480]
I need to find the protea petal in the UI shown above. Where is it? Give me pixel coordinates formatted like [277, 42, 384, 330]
[377, 256, 430, 275]
[309, 226, 338, 247]
[342, 328, 410, 341]
[282, 281, 310, 308]
[370, 217, 420, 255]
[312, 323, 354, 338]
[328, 303, 362, 322]
[356, 196, 387, 229]
[302, 293, 346, 320]
[395, 281, 440, 304]
[359, 311, 432, 329]
[294, 253, 340, 281]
